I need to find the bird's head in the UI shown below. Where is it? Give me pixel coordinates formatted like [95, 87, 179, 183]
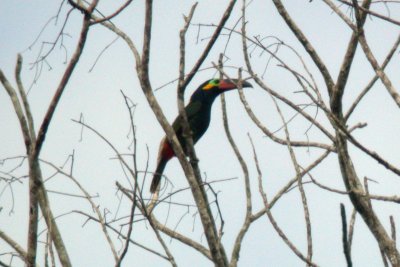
[190, 78, 253, 104]
[201, 78, 253, 92]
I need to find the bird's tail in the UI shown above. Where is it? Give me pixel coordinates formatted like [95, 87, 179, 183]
[150, 159, 168, 193]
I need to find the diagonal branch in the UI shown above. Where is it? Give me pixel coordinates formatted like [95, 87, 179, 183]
[351, 0, 400, 108]
[220, 68, 252, 267]
[181, 0, 237, 91]
[251, 133, 318, 267]
[269, 81, 313, 265]
[0, 229, 28, 262]
[91, 0, 133, 25]
[41, 159, 119, 262]
[34, 0, 99, 160]
[345, 33, 400, 120]
[251, 149, 331, 222]
[340, 204, 353, 267]
[338, 0, 400, 26]
[15, 55, 36, 142]
[137, 1, 229, 266]
[272, 0, 335, 95]
[331, 0, 371, 114]
[0, 70, 32, 151]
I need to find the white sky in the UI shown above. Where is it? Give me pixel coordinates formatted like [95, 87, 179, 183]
[1, 1, 400, 266]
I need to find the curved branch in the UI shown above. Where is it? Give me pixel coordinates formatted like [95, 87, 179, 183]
[181, 0, 237, 91]
[272, 0, 335, 95]
[0, 229, 27, 261]
[34, 0, 99, 159]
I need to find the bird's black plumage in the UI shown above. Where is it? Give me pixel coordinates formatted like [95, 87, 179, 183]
[150, 79, 252, 193]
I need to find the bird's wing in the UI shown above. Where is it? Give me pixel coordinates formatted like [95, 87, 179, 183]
[171, 101, 202, 132]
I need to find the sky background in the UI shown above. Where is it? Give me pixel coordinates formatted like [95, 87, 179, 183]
[1, 1, 400, 266]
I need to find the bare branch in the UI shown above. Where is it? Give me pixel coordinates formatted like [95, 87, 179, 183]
[333, 105, 400, 265]
[252, 149, 332, 222]
[220, 71, 252, 266]
[348, 209, 357, 250]
[0, 69, 32, 152]
[213, 63, 334, 151]
[118, 183, 178, 266]
[0, 230, 27, 261]
[340, 204, 353, 267]
[268, 75, 313, 264]
[351, 0, 400, 108]
[331, 0, 371, 114]
[91, 0, 133, 24]
[345, 33, 400, 120]
[15, 55, 36, 142]
[34, 0, 99, 160]
[181, 0, 237, 91]
[272, 0, 335, 95]
[40, 159, 119, 262]
[73, 210, 170, 261]
[251, 131, 318, 267]
[322, 0, 356, 29]
[391, 216, 397, 246]
[338, 0, 400, 26]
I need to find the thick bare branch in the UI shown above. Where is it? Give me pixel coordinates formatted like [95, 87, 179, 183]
[221, 88, 252, 267]
[34, 0, 99, 160]
[340, 204, 353, 267]
[331, 0, 371, 114]
[345, 33, 400, 120]
[136, 1, 230, 266]
[0, 229, 27, 261]
[352, 1, 400, 108]
[0, 70, 32, 151]
[334, 129, 400, 265]
[15, 55, 36, 142]
[338, 0, 400, 26]
[272, 0, 335, 95]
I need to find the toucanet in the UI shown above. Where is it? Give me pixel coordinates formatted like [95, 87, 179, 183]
[150, 78, 252, 193]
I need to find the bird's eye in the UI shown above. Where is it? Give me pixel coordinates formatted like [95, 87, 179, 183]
[211, 79, 219, 85]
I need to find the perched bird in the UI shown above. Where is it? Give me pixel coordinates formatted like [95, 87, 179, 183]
[150, 78, 252, 193]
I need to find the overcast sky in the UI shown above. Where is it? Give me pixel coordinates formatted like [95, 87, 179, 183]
[1, 1, 400, 266]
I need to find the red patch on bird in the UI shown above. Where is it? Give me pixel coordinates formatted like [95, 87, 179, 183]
[161, 140, 175, 160]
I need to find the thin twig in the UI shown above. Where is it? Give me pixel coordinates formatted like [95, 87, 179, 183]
[338, 0, 400, 26]
[252, 149, 331, 222]
[219, 63, 252, 267]
[268, 71, 313, 265]
[115, 91, 141, 267]
[272, 0, 335, 95]
[351, 0, 400, 108]
[34, 0, 99, 160]
[181, 0, 237, 91]
[73, 210, 170, 260]
[91, 0, 133, 24]
[251, 130, 318, 267]
[345, 33, 400, 120]
[40, 159, 119, 262]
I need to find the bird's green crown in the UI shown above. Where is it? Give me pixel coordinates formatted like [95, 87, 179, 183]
[202, 79, 220, 90]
